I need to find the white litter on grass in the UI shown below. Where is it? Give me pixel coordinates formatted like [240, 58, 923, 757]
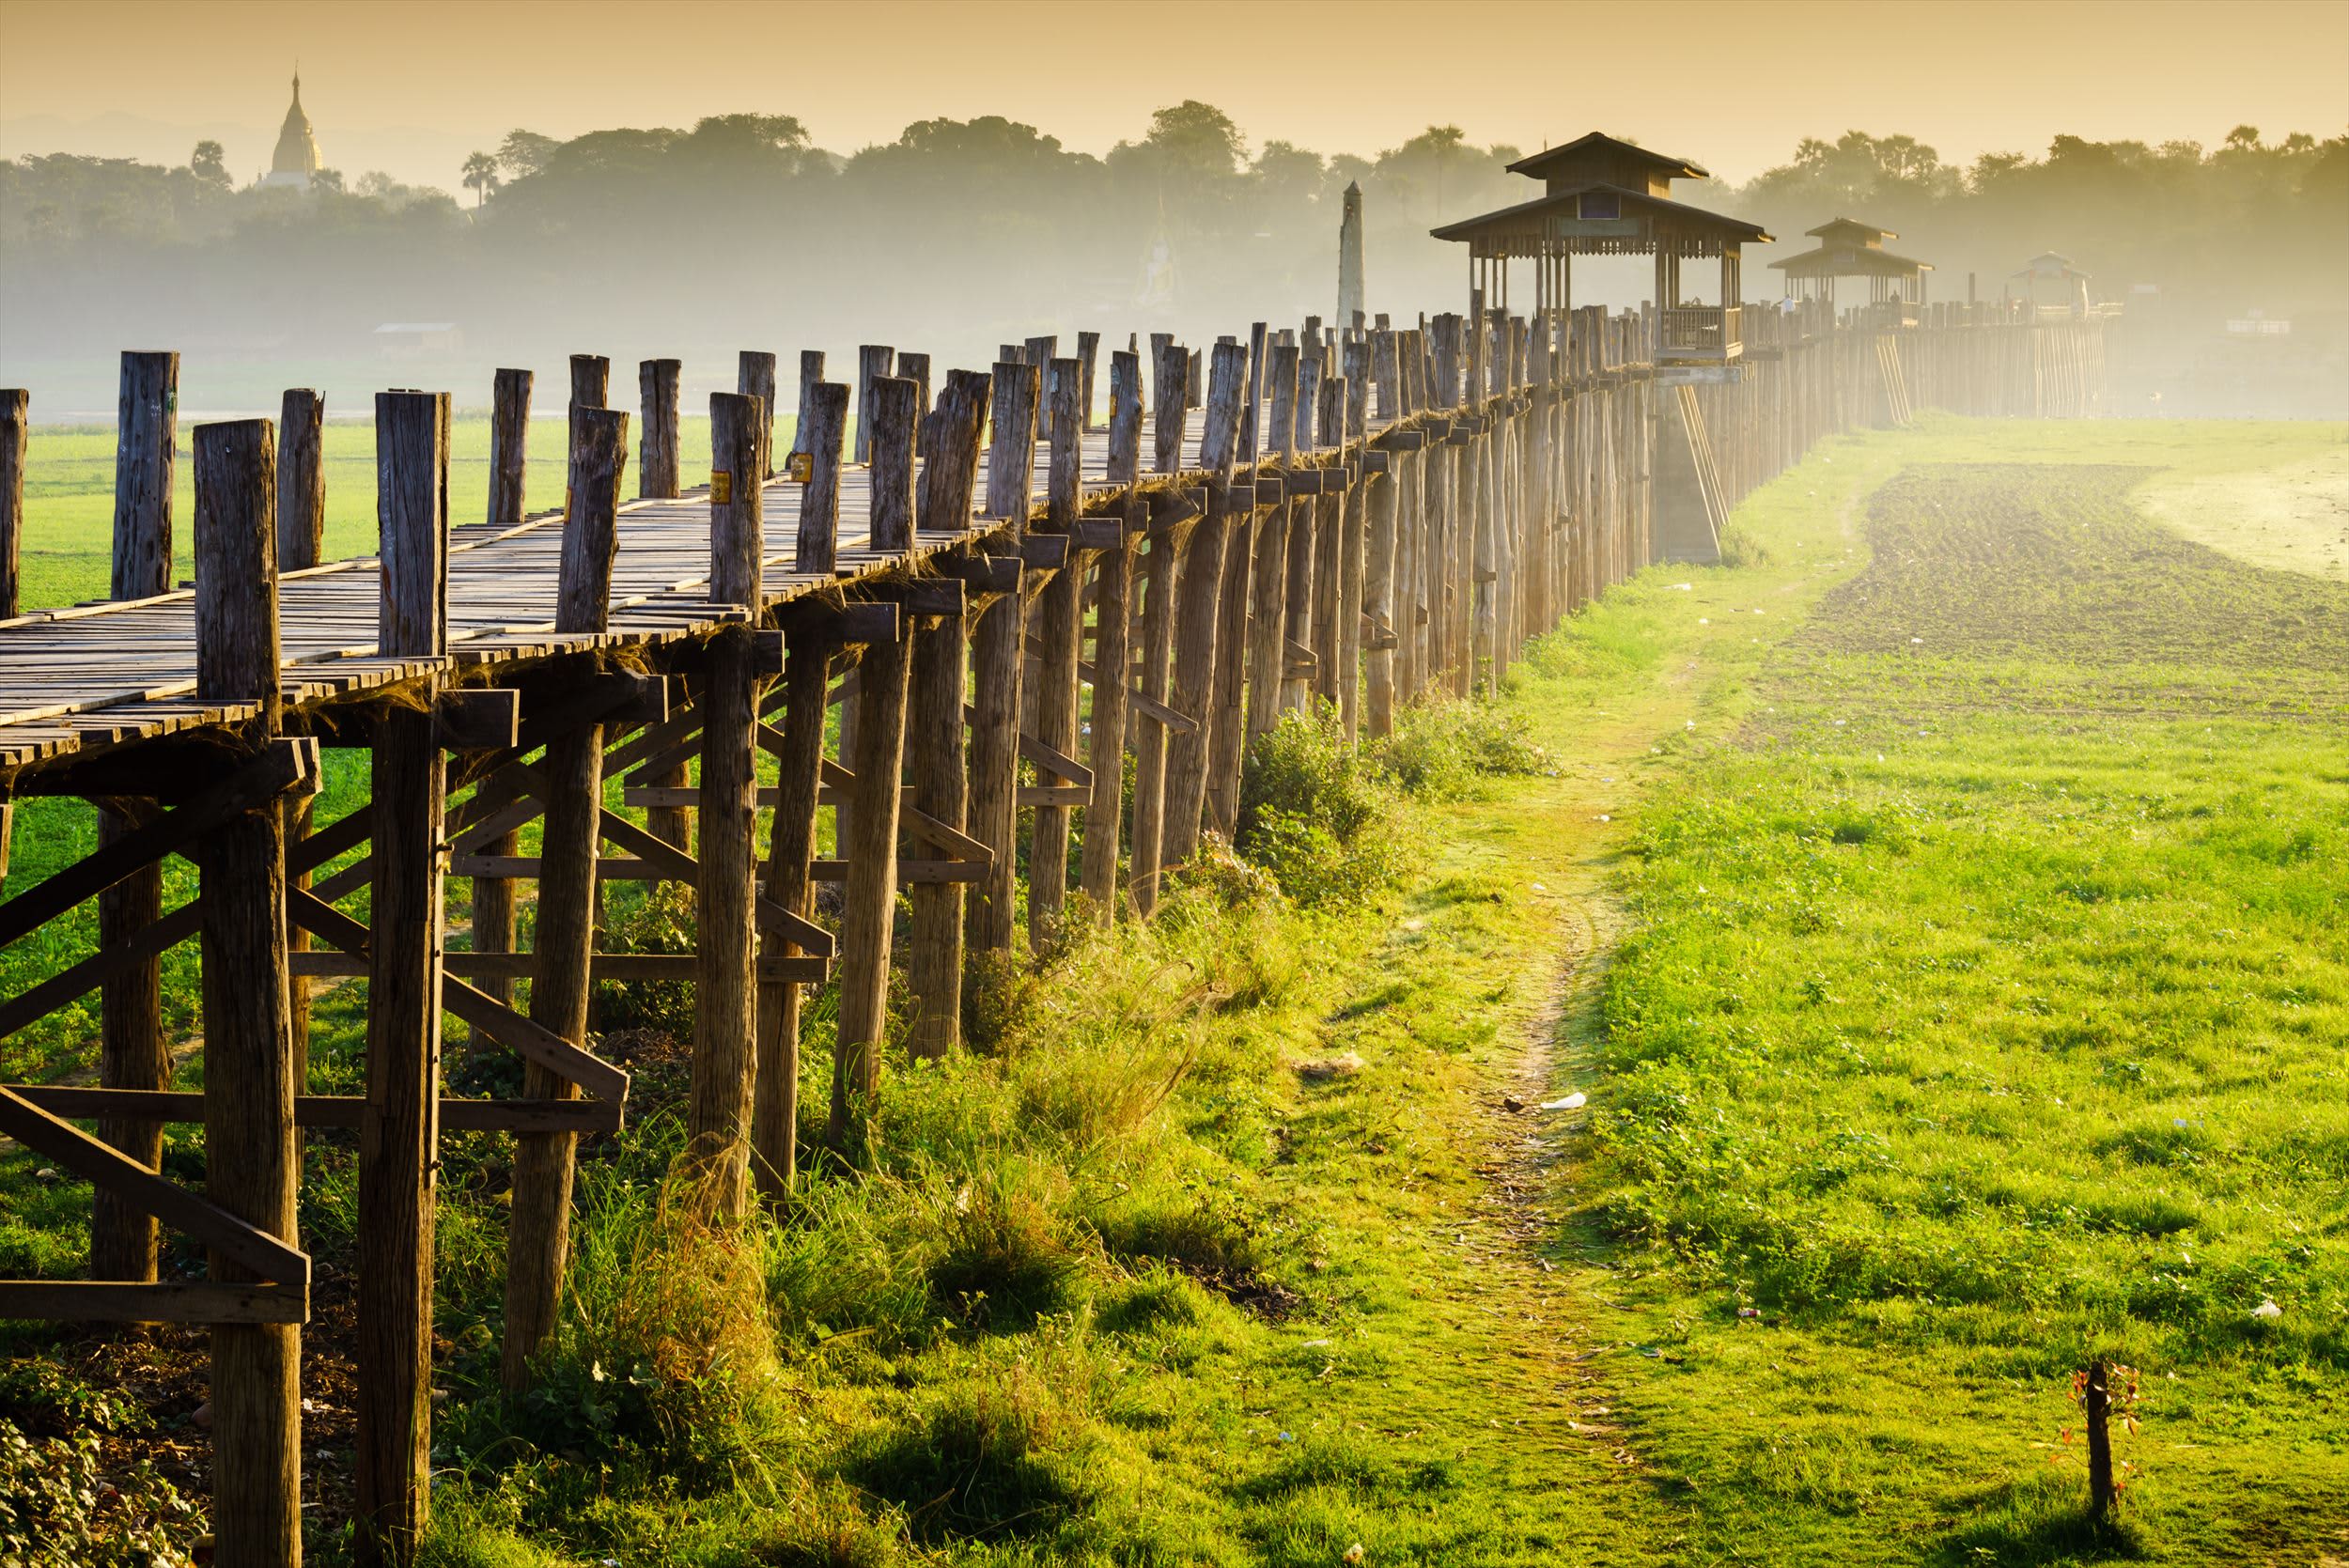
[1596, 814, 1611, 822]
[1672, 582, 1694, 591]
[1540, 1093, 1588, 1111]
[1531, 882, 1548, 892]
[2253, 1298, 2284, 1321]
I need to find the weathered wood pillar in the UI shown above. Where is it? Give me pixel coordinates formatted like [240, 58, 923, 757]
[967, 360, 1037, 953]
[568, 353, 610, 439]
[1129, 346, 1190, 917]
[193, 415, 302, 1567]
[898, 352, 934, 455]
[0, 386, 24, 621]
[476, 373, 530, 1042]
[93, 349, 175, 1285]
[501, 405, 626, 1393]
[639, 359, 681, 499]
[903, 369, 988, 1055]
[686, 392, 766, 1216]
[489, 369, 530, 528]
[1364, 454, 1398, 739]
[275, 389, 324, 1094]
[790, 349, 824, 460]
[830, 603, 910, 1151]
[1310, 373, 1347, 714]
[1028, 359, 1084, 946]
[1162, 341, 1247, 863]
[1245, 346, 1299, 748]
[752, 624, 827, 1196]
[1283, 352, 1323, 717]
[1076, 331, 1102, 430]
[1080, 350, 1141, 922]
[739, 351, 779, 476]
[855, 346, 895, 464]
[1337, 341, 1371, 740]
[356, 389, 449, 1568]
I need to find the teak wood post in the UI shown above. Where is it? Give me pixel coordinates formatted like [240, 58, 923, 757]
[830, 605, 910, 1151]
[790, 349, 825, 460]
[1310, 375, 1346, 715]
[489, 369, 531, 528]
[1028, 358, 1084, 946]
[93, 349, 176, 1285]
[739, 351, 779, 476]
[639, 359, 681, 499]
[1080, 350, 1142, 922]
[1076, 330, 1102, 430]
[1161, 341, 1247, 865]
[968, 359, 1037, 953]
[193, 416, 302, 1567]
[501, 404, 627, 1394]
[0, 386, 25, 621]
[356, 390, 450, 1568]
[275, 389, 324, 1094]
[897, 352, 933, 456]
[918, 370, 989, 538]
[907, 593, 969, 1057]
[1337, 341, 1371, 741]
[855, 345, 895, 464]
[1129, 346, 1190, 917]
[867, 378, 918, 552]
[752, 624, 828, 1196]
[688, 393, 766, 1216]
[1246, 346, 1298, 747]
[568, 353, 610, 444]
[1283, 353, 1323, 718]
[1363, 453, 1397, 739]
[795, 383, 849, 574]
[637, 359, 691, 849]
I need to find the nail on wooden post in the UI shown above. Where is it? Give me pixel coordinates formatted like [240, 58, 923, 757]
[829, 606, 910, 1151]
[967, 360, 1038, 953]
[795, 383, 848, 574]
[1028, 359, 1084, 947]
[357, 388, 449, 1568]
[489, 369, 531, 528]
[1161, 340, 1247, 864]
[855, 345, 895, 464]
[689, 392, 765, 1216]
[639, 358, 681, 499]
[274, 390, 324, 1094]
[501, 403, 626, 1394]
[867, 378, 917, 552]
[789, 349, 824, 459]
[1081, 351, 1141, 923]
[739, 351, 779, 477]
[93, 349, 175, 1286]
[193, 415, 301, 1568]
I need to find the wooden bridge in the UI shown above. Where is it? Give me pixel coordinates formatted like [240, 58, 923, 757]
[0, 295, 2107, 1565]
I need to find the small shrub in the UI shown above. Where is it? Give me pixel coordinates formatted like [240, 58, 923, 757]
[929, 1171, 1086, 1327]
[1235, 710, 1406, 907]
[0, 1421, 202, 1568]
[1377, 701, 1555, 800]
[1718, 524, 1774, 569]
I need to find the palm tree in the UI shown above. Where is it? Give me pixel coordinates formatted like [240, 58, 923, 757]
[461, 151, 500, 210]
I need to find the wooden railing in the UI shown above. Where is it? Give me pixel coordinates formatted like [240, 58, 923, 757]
[1658, 305, 1742, 358]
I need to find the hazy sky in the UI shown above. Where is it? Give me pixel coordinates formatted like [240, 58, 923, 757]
[6, 0, 2345, 193]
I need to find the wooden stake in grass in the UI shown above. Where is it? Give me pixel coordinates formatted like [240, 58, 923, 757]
[2084, 1358, 2114, 1520]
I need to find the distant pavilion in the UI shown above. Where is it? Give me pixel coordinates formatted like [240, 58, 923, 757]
[1429, 131, 1772, 366]
[1768, 218, 1931, 324]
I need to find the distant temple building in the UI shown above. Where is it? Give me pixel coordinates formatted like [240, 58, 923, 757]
[261, 72, 321, 191]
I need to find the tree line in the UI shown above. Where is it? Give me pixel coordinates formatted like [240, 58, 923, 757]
[2, 104, 2341, 396]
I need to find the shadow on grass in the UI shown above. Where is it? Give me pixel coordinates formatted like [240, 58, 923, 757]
[1925, 1489, 2147, 1567]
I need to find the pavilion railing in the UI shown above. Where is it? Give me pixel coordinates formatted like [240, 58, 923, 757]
[1658, 305, 1741, 356]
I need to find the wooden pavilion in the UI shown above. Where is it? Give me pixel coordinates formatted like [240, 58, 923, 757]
[1429, 131, 1772, 366]
[1768, 217, 1932, 324]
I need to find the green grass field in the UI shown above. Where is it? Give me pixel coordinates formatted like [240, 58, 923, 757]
[2, 415, 2343, 1565]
